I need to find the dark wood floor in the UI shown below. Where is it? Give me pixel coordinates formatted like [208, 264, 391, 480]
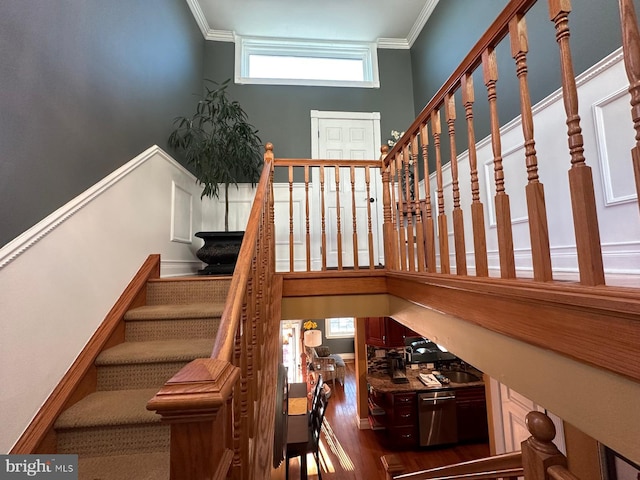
[286, 361, 490, 480]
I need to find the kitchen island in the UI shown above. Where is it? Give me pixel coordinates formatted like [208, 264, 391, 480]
[367, 366, 488, 449]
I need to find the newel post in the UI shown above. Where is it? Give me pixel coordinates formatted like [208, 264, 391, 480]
[522, 411, 567, 480]
[147, 358, 241, 480]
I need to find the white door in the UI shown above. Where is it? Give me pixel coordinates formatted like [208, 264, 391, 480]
[494, 381, 566, 455]
[311, 111, 382, 269]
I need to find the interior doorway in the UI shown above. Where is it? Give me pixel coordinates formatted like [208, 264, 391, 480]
[310, 110, 384, 268]
[281, 320, 302, 383]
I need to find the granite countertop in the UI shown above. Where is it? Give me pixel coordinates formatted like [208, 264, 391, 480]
[367, 367, 485, 393]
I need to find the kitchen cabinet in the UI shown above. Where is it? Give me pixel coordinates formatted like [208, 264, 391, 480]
[365, 317, 419, 348]
[368, 389, 418, 448]
[455, 386, 489, 442]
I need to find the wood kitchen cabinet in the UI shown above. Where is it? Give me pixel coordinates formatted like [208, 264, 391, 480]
[368, 389, 418, 449]
[455, 386, 489, 442]
[365, 317, 419, 348]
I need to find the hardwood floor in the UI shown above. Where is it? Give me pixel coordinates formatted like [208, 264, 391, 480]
[286, 361, 490, 480]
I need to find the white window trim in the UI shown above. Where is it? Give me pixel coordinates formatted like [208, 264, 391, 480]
[235, 36, 380, 88]
[325, 317, 355, 339]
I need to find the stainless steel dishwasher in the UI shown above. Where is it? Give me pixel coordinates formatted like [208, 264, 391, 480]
[418, 390, 457, 446]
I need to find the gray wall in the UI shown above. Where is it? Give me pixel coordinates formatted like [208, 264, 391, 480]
[409, 0, 639, 172]
[314, 319, 355, 355]
[202, 42, 416, 160]
[0, 0, 204, 247]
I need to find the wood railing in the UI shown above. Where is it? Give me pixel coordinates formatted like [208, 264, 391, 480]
[147, 145, 278, 480]
[272, 157, 383, 272]
[382, 411, 570, 480]
[382, 0, 640, 284]
[145, 1, 640, 479]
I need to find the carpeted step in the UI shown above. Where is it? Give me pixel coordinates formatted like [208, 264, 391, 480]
[78, 452, 169, 480]
[55, 389, 169, 457]
[145, 277, 231, 305]
[124, 303, 224, 341]
[95, 339, 214, 390]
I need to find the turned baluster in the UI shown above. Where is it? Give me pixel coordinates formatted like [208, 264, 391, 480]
[288, 165, 294, 272]
[232, 324, 242, 479]
[618, 0, 640, 211]
[396, 151, 408, 271]
[350, 165, 359, 269]
[267, 146, 276, 276]
[305, 165, 311, 271]
[483, 47, 516, 279]
[335, 166, 343, 270]
[445, 92, 467, 276]
[421, 123, 437, 273]
[462, 73, 489, 277]
[381, 146, 397, 270]
[549, 0, 604, 286]
[320, 166, 327, 271]
[389, 150, 400, 268]
[365, 166, 375, 269]
[510, 14, 553, 282]
[432, 109, 450, 274]
[404, 143, 416, 272]
[412, 134, 425, 272]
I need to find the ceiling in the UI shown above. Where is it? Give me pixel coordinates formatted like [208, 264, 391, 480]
[187, 0, 439, 48]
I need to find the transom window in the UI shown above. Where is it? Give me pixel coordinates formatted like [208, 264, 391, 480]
[325, 317, 355, 339]
[235, 37, 380, 88]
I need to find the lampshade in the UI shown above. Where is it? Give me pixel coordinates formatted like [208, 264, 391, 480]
[303, 329, 322, 347]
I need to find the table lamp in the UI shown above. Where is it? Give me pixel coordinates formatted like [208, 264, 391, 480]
[304, 329, 322, 348]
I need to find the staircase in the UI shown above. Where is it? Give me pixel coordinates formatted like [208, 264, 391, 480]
[53, 276, 230, 480]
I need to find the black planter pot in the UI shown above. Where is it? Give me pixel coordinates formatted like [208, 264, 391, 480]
[195, 231, 244, 275]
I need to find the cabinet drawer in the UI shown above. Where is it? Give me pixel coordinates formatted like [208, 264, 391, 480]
[392, 393, 415, 405]
[389, 425, 417, 448]
[393, 405, 415, 425]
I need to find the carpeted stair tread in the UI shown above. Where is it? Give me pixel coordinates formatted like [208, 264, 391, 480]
[96, 339, 214, 365]
[78, 452, 169, 480]
[124, 302, 225, 320]
[55, 389, 161, 429]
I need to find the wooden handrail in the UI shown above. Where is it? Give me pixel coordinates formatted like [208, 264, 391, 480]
[211, 144, 275, 361]
[383, 0, 538, 167]
[147, 144, 277, 480]
[392, 452, 523, 480]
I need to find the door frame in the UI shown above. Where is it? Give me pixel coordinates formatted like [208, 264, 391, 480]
[310, 110, 384, 267]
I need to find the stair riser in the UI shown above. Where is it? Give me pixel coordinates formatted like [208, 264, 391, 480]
[57, 423, 169, 457]
[125, 318, 220, 341]
[97, 362, 191, 390]
[146, 278, 231, 305]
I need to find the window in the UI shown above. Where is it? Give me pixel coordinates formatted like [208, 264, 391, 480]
[235, 36, 380, 88]
[325, 317, 355, 339]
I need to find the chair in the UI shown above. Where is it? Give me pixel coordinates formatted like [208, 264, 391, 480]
[286, 388, 329, 480]
[305, 346, 346, 387]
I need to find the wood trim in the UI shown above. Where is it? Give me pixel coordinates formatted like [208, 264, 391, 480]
[281, 271, 388, 297]
[385, 272, 640, 382]
[395, 452, 523, 480]
[10, 254, 160, 454]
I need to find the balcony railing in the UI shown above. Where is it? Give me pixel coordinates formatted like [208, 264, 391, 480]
[147, 1, 640, 479]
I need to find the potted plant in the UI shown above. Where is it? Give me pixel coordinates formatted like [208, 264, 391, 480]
[168, 78, 263, 274]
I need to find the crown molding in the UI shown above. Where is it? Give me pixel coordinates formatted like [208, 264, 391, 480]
[185, 0, 209, 38]
[407, 0, 439, 48]
[189, 0, 439, 48]
[206, 29, 235, 42]
[377, 38, 410, 50]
